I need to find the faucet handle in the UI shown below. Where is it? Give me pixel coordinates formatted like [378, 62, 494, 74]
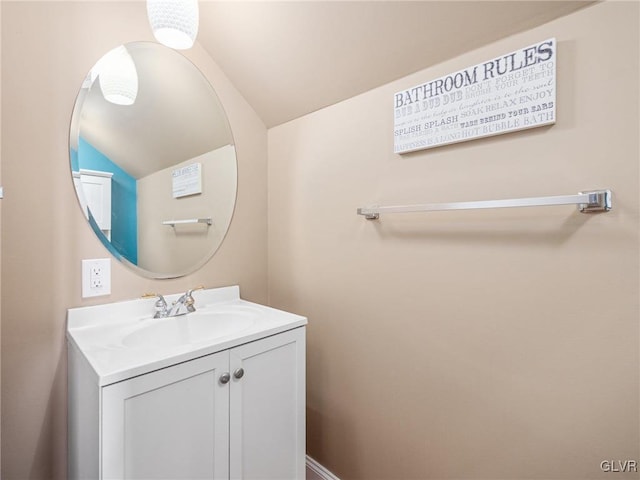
[143, 293, 168, 318]
[142, 292, 161, 299]
[186, 285, 205, 296]
[183, 285, 204, 310]
[142, 292, 166, 304]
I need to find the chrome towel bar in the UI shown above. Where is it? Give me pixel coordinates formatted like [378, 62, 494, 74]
[357, 190, 612, 220]
[162, 218, 212, 227]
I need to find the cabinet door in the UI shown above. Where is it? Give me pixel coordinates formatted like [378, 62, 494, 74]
[230, 327, 306, 480]
[102, 352, 230, 480]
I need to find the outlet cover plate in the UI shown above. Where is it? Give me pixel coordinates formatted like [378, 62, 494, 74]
[82, 258, 111, 298]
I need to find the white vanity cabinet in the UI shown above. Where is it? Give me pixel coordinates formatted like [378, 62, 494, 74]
[67, 287, 307, 480]
[100, 328, 305, 480]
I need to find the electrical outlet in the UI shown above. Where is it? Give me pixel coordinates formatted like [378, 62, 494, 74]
[82, 258, 111, 298]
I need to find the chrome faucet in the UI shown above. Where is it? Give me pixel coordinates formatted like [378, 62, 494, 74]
[168, 286, 205, 317]
[143, 286, 204, 318]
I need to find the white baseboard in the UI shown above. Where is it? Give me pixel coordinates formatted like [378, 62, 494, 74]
[306, 455, 340, 480]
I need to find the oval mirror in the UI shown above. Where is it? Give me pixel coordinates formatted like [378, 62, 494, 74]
[69, 42, 237, 279]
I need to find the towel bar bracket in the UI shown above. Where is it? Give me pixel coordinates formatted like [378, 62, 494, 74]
[578, 190, 611, 213]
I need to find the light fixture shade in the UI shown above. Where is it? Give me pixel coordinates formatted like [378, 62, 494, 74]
[147, 0, 199, 50]
[97, 46, 139, 106]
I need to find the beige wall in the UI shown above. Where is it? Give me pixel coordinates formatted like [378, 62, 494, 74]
[2, 1, 639, 479]
[1, 2, 267, 478]
[137, 145, 237, 275]
[268, 2, 639, 479]
[0, 0, 3, 473]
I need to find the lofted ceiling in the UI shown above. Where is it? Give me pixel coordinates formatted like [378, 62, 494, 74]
[72, 1, 595, 179]
[198, 1, 594, 128]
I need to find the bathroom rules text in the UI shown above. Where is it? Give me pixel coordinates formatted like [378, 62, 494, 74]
[393, 38, 556, 154]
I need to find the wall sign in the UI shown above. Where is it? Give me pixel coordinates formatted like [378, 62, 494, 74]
[172, 162, 202, 198]
[394, 38, 556, 154]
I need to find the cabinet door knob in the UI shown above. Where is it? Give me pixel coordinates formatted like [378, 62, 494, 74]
[233, 368, 245, 379]
[220, 372, 231, 384]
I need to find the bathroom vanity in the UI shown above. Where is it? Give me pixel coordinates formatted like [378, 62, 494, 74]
[67, 286, 306, 480]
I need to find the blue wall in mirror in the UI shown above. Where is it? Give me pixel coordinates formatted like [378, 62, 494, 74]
[72, 138, 138, 265]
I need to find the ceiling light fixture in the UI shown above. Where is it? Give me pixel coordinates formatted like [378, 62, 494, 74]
[97, 46, 139, 106]
[147, 0, 199, 50]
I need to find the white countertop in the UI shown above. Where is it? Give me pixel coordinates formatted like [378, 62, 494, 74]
[67, 286, 307, 386]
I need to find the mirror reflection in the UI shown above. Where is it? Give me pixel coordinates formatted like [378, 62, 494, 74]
[70, 42, 237, 278]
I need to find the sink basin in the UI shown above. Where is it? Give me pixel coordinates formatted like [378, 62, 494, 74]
[122, 307, 258, 348]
